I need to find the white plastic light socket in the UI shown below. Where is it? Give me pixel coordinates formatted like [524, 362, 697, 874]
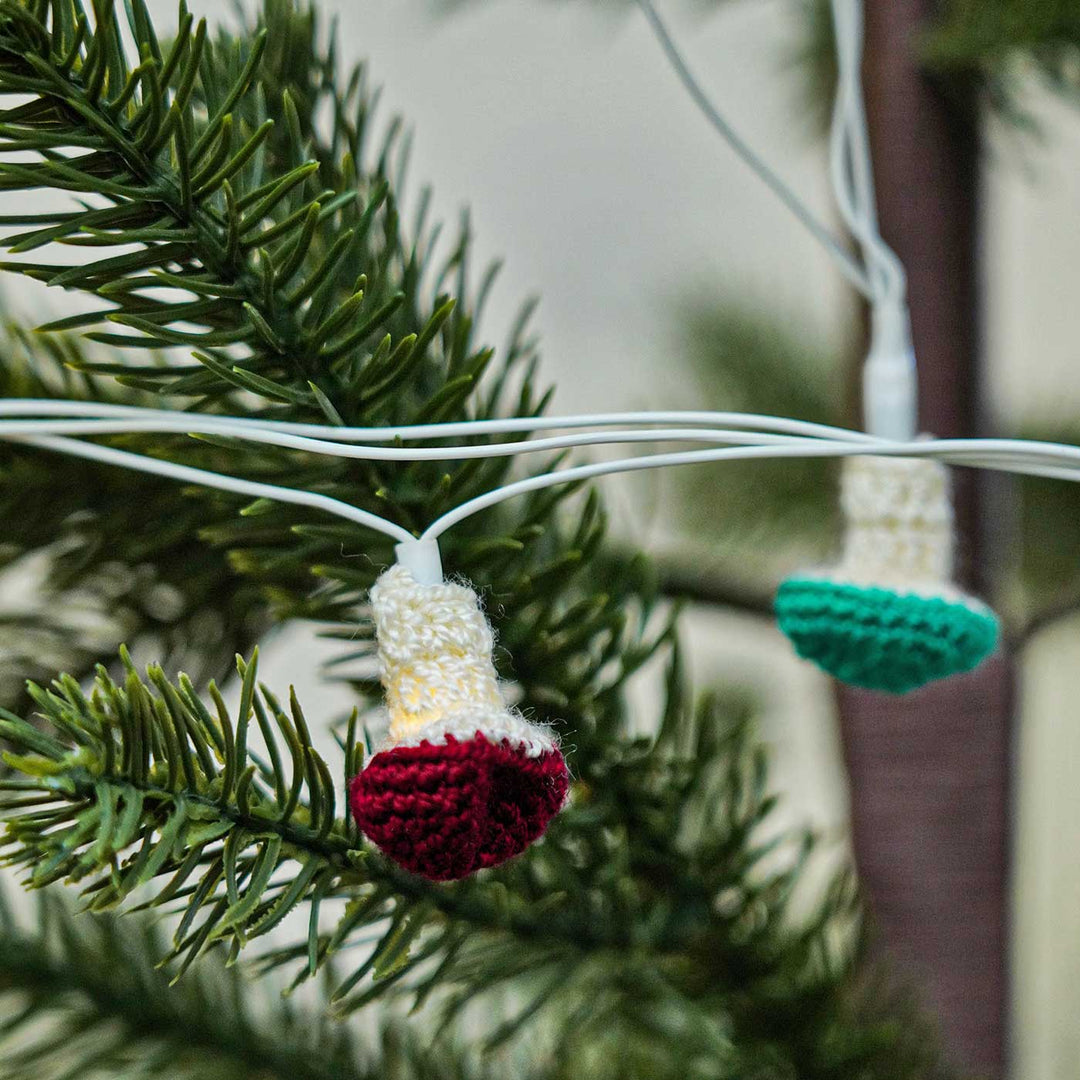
[394, 536, 444, 585]
[862, 299, 917, 443]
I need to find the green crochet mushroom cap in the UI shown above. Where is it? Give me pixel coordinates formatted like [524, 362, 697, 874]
[775, 577, 999, 694]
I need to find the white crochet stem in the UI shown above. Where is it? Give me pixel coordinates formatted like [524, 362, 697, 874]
[370, 565, 556, 756]
[835, 454, 952, 586]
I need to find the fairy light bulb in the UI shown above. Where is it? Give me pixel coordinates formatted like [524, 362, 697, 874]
[348, 543, 569, 880]
[775, 454, 999, 693]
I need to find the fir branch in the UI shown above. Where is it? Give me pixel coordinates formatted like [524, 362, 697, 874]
[0, 647, 944, 1078]
[0, 649, 608, 976]
[1015, 587, 1080, 645]
[0, 886, 476, 1080]
[601, 546, 776, 617]
[924, 0, 1080, 99]
[0, 0, 458, 403]
[1, 649, 361, 972]
[0, 322, 265, 712]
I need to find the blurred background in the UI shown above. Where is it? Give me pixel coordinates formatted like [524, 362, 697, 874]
[2, 0, 1079, 1076]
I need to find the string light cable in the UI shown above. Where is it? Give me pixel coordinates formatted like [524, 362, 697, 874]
[636, 0, 917, 441]
[0, 398, 879, 444]
[633, 0, 874, 300]
[0, 413, 869, 458]
[828, 0, 904, 302]
[827, 0, 917, 441]
[4, 403, 1080, 476]
[4, 413, 1080, 550]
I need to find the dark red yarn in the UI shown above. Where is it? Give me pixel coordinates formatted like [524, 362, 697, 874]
[348, 732, 569, 881]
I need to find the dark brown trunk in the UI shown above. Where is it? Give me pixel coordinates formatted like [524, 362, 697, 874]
[845, 3, 1013, 1077]
[837, 663, 1012, 1079]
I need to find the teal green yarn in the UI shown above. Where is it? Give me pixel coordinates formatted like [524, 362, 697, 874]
[775, 578, 999, 694]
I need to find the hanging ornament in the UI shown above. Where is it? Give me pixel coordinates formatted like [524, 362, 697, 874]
[775, 454, 999, 694]
[349, 547, 569, 880]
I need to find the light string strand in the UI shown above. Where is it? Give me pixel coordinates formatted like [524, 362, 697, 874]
[5, 408, 1080, 546]
[828, 0, 905, 303]
[11, 433, 415, 543]
[0, 399, 880, 444]
[638, 0, 918, 439]
[827, 0, 917, 439]
[634, 0, 874, 299]
[4, 405, 1080, 473]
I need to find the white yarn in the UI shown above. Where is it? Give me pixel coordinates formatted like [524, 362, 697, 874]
[370, 565, 557, 755]
[387, 709, 558, 757]
[796, 454, 991, 608]
[834, 454, 953, 585]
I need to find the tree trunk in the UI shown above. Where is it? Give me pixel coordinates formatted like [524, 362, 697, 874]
[843, 3, 1013, 1077]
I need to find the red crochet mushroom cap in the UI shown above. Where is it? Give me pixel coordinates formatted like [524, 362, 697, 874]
[349, 731, 569, 881]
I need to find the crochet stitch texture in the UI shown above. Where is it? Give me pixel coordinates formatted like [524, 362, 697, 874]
[349, 566, 568, 880]
[776, 455, 999, 693]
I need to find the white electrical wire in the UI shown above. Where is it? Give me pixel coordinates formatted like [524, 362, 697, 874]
[0, 418, 855, 459]
[828, 0, 905, 303]
[829, 0, 883, 297]
[420, 437, 1080, 541]
[636, 0, 917, 439]
[634, 0, 906, 305]
[7, 418, 1080, 547]
[0, 404, 870, 547]
[0, 399, 879, 444]
[634, 0, 874, 299]
[4, 413, 1079, 471]
[826, 0, 918, 440]
[11, 434, 415, 544]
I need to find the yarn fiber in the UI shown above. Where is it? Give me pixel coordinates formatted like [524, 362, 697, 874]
[776, 455, 999, 693]
[351, 733, 568, 881]
[349, 565, 568, 880]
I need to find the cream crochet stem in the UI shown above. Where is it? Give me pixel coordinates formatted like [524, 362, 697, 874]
[370, 565, 504, 742]
[836, 454, 952, 586]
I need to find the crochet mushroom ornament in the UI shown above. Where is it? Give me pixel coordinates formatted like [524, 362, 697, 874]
[775, 454, 999, 694]
[348, 547, 569, 880]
